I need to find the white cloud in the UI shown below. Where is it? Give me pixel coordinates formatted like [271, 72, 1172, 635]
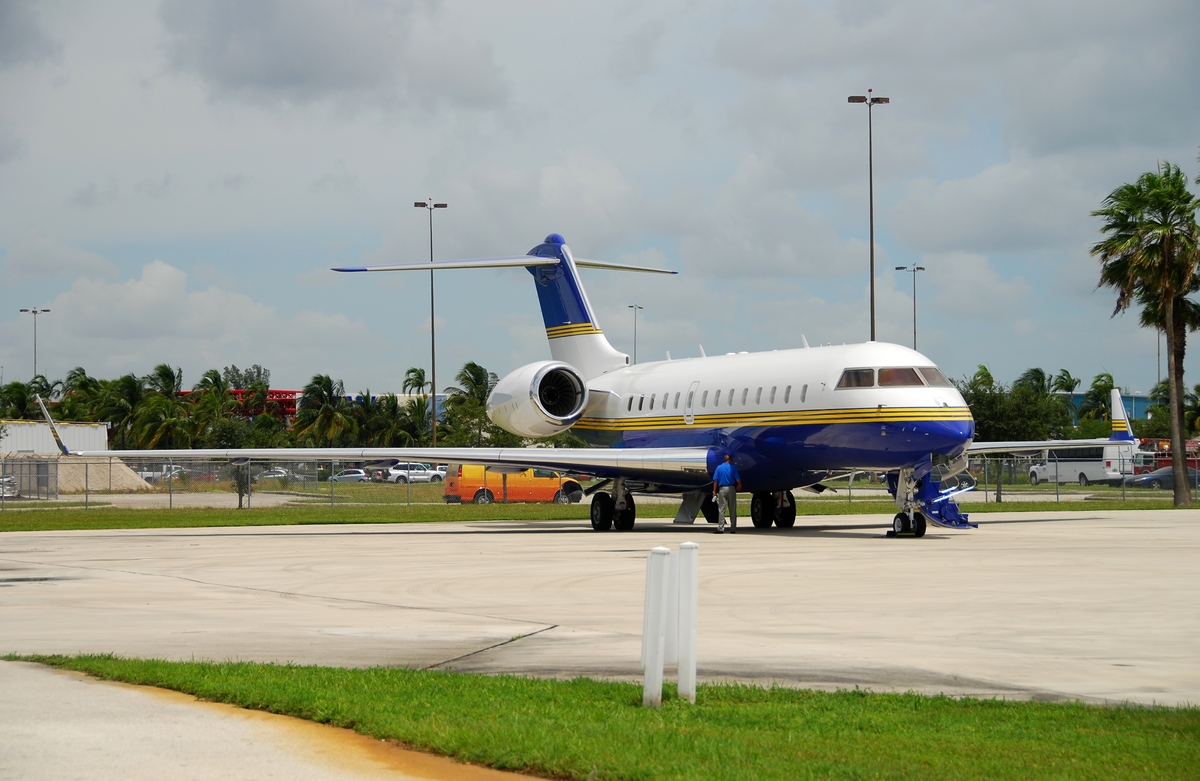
[0, 233, 116, 283]
[924, 251, 1032, 321]
[611, 20, 666, 85]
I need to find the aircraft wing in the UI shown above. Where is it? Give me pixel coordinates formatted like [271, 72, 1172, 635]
[333, 255, 676, 275]
[65, 445, 716, 486]
[966, 438, 1130, 456]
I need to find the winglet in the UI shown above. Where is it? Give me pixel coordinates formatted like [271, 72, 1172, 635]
[35, 394, 73, 455]
[1109, 388, 1135, 442]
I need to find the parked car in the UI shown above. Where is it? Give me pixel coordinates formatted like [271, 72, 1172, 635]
[137, 466, 188, 484]
[253, 468, 300, 483]
[0, 475, 17, 498]
[443, 464, 583, 504]
[1124, 466, 1200, 490]
[329, 469, 369, 483]
[385, 463, 440, 484]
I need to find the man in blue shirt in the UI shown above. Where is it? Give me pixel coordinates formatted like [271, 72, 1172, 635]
[711, 453, 742, 534]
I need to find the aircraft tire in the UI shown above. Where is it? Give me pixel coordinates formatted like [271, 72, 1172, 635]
[750, 493, 775, 528]
[473, 489, 494, 504]
[774, 491, 797, 528]
[912, 512, 927, 538]
[591, 492, 614, 531]
[700, 494, 719, 523]
[893, 513, 909, 534]
[614, 494, 636, 531]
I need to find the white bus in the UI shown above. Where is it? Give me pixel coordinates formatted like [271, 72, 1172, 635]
[1027, 443, 1140, 486]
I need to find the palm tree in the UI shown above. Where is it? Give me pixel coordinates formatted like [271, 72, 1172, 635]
[144, 364, 184, 398]
[447, 362, 498, 406]
[293, 374, 355, 446]
[135, 391, 195, 449]
[402, 367, 430, 396]
[1077, 373, 1115, 421]
[1014, 368, 1051, 394]
[1093, 162, 1200, 506]
[190, 369, 237, 444]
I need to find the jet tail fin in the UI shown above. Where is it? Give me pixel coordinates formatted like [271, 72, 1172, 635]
[1109, 388, 1135, 442]
[35, 395, 73, 455]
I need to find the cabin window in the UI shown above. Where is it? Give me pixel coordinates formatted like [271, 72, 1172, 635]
[701, 390, 708, 407]
[627, 396, 633, 411]
[674, 392, 681, 409]
[755, 387, 762, 404]
[770, 386, 777, 403]
[741, 388, 748, 405]
[728, 388, 734, 404]
[917, 367, 954, 387]
[649, 393, 655, 410]
[638, 395, 645, 411]
[878, 367, 925, 387]
[784, 385, 792, 403]
[837, 368, 875, 388]
[714, 389, 721, 406]
[686, 391, 694, 408]
[800, 384, 808, 403]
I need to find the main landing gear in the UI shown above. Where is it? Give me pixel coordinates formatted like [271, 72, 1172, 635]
[590, 478, 636, 531]
[750, 491, 797, 529]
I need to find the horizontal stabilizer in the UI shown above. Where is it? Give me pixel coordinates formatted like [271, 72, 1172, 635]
[334, 256, 675, 275]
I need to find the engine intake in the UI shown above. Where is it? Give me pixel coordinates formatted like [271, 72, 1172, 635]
[487, 361, 589, 438]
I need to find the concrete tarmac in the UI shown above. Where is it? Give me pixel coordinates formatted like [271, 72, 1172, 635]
[2, 510, 1198, 777]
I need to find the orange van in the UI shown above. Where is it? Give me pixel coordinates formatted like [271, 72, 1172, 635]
[443, 464, 584, 504]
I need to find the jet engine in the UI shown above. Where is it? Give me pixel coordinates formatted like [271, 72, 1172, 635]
[487, 361, 589, 438]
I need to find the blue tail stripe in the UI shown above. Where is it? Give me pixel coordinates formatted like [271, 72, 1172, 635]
[526, 235, 595, 330]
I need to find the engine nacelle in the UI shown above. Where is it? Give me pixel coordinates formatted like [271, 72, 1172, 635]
[487, 361, 589, 438]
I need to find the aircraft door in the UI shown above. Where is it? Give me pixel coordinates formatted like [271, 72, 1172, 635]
[684, 380, 700, 425]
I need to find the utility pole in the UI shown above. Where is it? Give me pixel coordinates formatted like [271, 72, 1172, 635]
[847, 90, 889, 342]
[19, 307, 50, 378]
[414, 199, 447, 446]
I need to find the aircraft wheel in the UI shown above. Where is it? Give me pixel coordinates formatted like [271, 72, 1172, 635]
[614, 494, 636, 531]
[775, 491, 797, 528]
[700, 494, 719, 523]
[473, 489, 494, 504]
[893, 513, 910, 534]
[912, 512, 927, 538]
[590, 492, 614, 531]
[750, 493, 776, 528]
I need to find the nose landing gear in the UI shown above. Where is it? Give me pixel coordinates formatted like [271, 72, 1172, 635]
[890, 510, 927, 538]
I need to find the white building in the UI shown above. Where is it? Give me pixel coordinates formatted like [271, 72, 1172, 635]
[0, 420, 109, 455]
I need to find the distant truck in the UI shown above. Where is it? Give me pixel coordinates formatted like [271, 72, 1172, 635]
[443, 464, 584, 504]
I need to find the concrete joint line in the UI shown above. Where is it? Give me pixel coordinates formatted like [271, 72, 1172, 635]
[424, 625, 559, 670]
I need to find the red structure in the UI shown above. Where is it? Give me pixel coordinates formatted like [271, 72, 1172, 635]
[177, 388, 302, 421]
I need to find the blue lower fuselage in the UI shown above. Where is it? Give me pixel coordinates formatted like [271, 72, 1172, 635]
[575, 418, 975, 493]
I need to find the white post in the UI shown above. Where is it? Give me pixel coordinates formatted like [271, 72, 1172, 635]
[642, 546, 670, 708]
[664, 551, 679, 666]
[640, 550, 653, 671]
[677, 542, 698, 704]
[84, 459, 89, 510]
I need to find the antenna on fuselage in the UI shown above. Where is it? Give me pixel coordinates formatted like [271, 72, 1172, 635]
[699, 344, 706, 358]
[801, 335, 810, 348]
[666, 351, 672, 361]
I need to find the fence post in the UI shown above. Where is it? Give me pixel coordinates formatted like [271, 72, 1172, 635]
[84, 459, 89, 510]
[330, 459, 335, 507]
[677, 542, 698, 704]
[1054, 452, 1060, 502]
[168, 461, 173, 509]
[642, 546, 671, 708]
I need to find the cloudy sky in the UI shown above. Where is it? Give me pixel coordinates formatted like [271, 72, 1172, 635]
[1, 0, 1197, 396]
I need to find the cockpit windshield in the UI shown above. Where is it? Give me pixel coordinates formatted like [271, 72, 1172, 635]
[917, 367, 953, 387]
[836, 366, 953, 388]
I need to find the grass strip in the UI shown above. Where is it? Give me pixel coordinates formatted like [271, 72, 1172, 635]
[14, 655, 1199, 780]
[0, 499, 1176, 533]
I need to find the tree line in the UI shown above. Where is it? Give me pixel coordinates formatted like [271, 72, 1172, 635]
[0, 361, 583, 450]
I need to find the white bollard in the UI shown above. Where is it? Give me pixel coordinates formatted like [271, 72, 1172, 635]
[642, 546, 671, 708]
[640, 548, 654, 672]
[677, 542, 698, 703]
[664, 550, 679, 665]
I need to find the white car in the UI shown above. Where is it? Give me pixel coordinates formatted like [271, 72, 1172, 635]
[386, 463, 441, 483]
[329, 469, 369, 483]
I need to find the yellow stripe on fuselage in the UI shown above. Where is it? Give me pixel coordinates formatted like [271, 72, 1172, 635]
[574, 406, 974, 432]
[546, 323, 603, 339]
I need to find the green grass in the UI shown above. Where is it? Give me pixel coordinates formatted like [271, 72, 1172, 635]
[13, 655, 1198, 780]
[0, 498, 1178, 533]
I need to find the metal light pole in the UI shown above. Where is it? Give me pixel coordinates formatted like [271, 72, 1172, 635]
[414, 198, 447, 446]
[19, 307, 50, 378]
[628, 304, 644, 363]
[848, 90, 889, 342]
[895, 265, 925, 349]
